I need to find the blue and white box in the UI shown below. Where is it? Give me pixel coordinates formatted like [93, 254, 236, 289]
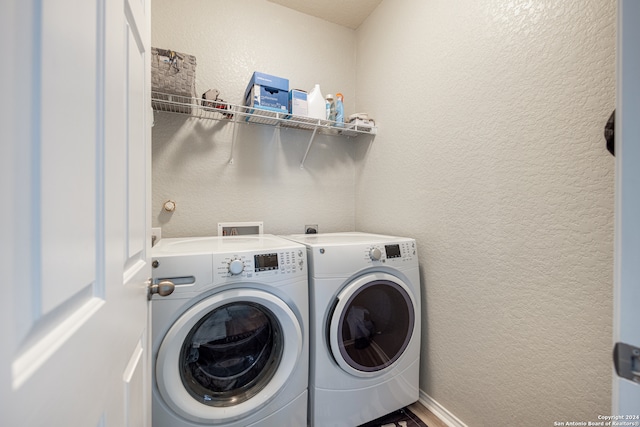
[288, 89, 308, 117]
[243, 71, 289, 113]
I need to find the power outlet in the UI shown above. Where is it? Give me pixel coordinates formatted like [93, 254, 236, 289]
[305, 224, 318, 234]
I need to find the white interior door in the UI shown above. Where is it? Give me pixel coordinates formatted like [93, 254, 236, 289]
[0, 0, 152, 426]
[613, 0, 640, 415]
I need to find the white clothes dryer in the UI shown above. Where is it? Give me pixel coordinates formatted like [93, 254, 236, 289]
[150, 235, 308, 427]
[284, 232, 421, 427]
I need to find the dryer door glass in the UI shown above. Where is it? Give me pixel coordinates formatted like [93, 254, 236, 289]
[179, 302, 283, 407]
[335, 280, 414, 372]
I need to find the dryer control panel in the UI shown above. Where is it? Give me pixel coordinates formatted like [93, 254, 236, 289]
[365, 240, 416, 264]
[214, 249, 306, 280]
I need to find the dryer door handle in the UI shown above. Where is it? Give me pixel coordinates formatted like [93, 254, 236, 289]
[148, 279, 175, 299]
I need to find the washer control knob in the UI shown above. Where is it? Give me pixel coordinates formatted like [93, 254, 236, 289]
[228, 259, 244, 275]
[369, 247, 382, 261]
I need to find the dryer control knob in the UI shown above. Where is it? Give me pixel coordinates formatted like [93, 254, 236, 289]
[228, 259, 244, 275]
[369, 247, 382, 261]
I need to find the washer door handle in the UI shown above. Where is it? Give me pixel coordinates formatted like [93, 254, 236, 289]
[148, 279, 175, 299]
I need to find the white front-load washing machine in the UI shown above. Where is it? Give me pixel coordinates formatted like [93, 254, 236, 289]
[150, 235, 308, 427]
[284, 232, 421, 427]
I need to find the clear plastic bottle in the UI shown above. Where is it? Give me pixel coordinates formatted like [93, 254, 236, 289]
[325, 94, 336, 121]
[335, 93, 344, 127]
[307, 84, 326, 120]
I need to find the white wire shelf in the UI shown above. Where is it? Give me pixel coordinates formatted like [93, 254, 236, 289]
[151, 92, 377, 137]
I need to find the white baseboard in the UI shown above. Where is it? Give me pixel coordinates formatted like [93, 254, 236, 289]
[418, 390, 468, 427]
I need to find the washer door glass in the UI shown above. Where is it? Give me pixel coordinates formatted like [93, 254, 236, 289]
[180, 302, 283, 407]
[329, 274, 415, 374]
[155, 289, 303, 424]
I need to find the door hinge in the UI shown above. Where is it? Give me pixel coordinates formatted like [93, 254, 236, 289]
[613, 342, 640, 383]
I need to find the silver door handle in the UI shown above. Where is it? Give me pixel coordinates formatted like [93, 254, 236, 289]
[148, 280, 175, 299]
[613, 342, 640, 382]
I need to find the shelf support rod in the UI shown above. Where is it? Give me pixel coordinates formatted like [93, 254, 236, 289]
[228, 109, 240, 164]
[300, 123, 319, 169]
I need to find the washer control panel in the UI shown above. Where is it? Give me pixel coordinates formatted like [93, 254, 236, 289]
[215, 249, 306, 280]
[364, 241, 416, 264]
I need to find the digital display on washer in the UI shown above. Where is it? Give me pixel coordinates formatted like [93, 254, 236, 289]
[254, 253, 279, 271]
[385, 244, 402, 258]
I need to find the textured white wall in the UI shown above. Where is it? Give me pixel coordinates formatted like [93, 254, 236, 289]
[151, 0, 359, 237]
[355, 0, 616, 425]
[152, 0, 617, 423]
